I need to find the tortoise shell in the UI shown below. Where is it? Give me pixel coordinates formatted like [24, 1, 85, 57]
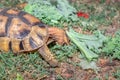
[0, 8, 48, 53]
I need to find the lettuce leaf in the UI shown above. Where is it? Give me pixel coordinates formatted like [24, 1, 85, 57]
[24, 0, 78, 25]
[66, 28, 106, 61]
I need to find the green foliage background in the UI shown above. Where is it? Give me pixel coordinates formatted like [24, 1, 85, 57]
[0, 0, 120, 79]
[103, 30, 120, 59]
[24, 0, 78, 26]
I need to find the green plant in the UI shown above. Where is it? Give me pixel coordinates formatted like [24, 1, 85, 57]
[16, 73, 24, 80]
[56, 74, 64, 80]
[50, 43, 78, 61]
[113, 70, 120, 79]
[0, 52, 48, 79]
[93, 77, 101, 80]
[72, 1, 117, 31]
[66, 28, 106, 61]
[24, 0, 78, 26]
[0, 3, 4, 8]
[102, 30, 120, 59]
[0, 0, 26, 8]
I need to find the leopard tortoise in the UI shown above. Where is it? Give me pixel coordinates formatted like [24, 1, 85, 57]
[0, 8, 69, 67]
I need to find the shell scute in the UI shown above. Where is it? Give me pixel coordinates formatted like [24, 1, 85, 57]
[6, 9, 19, 15]
[22, 37, 33, 51]
[23, 14, 40, 25]
[11, 38, 21, 53]
[0, 8, 48, 53]
[0, 15, 8, 37]
[0, 37, 10, 52]
[8, 18, 31, 39]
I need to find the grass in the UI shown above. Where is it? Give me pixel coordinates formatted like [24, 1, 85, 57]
[50, 43, 78, 61]
[113, 69, 120, 79]
[0, 52, 49, 79]
[72, 1, 118, 31]
[0, 0, 120, 79]
[102, 30, 120, 59]
[0, 0, 26, 7]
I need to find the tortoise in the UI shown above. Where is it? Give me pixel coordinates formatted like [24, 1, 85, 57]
[0, 8, 69, 67]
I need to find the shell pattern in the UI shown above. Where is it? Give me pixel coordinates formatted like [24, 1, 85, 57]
[0, 8, 48, 53]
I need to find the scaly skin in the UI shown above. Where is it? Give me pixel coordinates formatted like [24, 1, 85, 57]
[48, 27, 69, 45]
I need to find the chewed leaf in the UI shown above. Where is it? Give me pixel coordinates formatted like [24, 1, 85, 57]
[79, 60, 100, 72]
[66, 28, 106, 60]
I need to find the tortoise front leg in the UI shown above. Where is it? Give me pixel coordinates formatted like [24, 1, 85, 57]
[38, 44, 58, 67]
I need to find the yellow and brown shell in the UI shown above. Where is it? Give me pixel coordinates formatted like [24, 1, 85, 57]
[0, 8, 48, 53]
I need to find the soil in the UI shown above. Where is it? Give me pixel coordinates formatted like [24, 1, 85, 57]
[0, 0, 120, 80]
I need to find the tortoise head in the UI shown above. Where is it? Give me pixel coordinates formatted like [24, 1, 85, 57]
[48, 27, 69, 45]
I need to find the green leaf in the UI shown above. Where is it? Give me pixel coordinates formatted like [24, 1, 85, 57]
[102, 30, 120, 59]
[57, 0, 78, 21]
[66, 28, 106, 60]
[24, 4, 34, 14]
[16, 73, 24, 80]
[79, 60, 99, 72]
[24, 0, 78, 25]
